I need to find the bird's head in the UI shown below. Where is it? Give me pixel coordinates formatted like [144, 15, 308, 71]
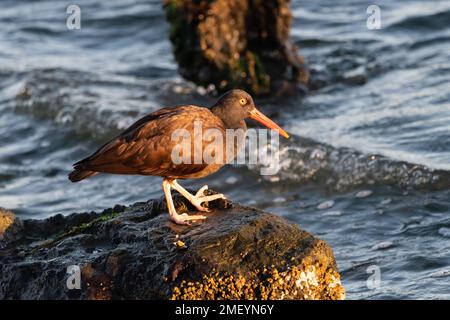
[212, 89, 289, 138]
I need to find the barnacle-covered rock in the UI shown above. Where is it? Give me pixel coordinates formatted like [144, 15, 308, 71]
[163, 0, 309, 96]
[0, 191, 343, 300]
[0, 208, 23, 248]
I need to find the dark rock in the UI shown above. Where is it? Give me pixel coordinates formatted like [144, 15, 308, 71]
[163, 0, 309, 96]
[0, 191, 344, 300]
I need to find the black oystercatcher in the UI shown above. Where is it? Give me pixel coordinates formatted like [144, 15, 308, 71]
[69, 90, 289, 224]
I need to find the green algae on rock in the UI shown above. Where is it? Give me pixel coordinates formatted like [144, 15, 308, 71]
[163, 0, 309, 96]
[0, 192, 344, 300]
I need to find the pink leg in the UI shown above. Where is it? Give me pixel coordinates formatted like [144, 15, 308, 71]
[162, 179, 207, 225]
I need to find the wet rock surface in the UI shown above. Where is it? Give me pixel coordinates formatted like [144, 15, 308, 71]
[163, 0, 309, 96]
[0, 191, 344, 300]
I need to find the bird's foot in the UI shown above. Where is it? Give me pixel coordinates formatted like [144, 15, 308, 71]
[190, 185, 226, 212]
[170, 212, 207, 225]
[195, 185, 209, 197]
[164, 179, 208, 225]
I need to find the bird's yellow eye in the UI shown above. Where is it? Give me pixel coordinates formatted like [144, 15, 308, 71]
[239, 98, 247, 105]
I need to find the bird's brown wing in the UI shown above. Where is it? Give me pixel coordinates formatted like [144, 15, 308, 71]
[73, 106, 226, 178]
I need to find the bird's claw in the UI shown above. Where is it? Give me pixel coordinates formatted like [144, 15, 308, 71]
[170, 213, 207, 225]
[190, 189, 226, 212]
[194, 205, 210, 212]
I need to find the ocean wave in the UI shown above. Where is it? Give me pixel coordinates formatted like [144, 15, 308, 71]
[386, 10, 450, 32]
[247, 136, 450, 191]
[11, 68, 157, 140]
[305, 44, 391, 90]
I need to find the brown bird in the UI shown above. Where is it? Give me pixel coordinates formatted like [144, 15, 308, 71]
[69, 90, 289, 224]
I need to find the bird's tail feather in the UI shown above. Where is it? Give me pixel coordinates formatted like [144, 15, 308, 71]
[68, 169, 98, 182]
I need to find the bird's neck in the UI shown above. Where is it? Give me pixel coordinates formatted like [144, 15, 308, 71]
[211, 105, 247, 131]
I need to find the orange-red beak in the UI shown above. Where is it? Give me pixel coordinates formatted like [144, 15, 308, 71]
[249, 108, 290, 139]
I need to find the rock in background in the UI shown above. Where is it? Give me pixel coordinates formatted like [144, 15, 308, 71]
[164, 0, 309, 96]
[0, 193, 344, 300]
[0, 208, 22, 249]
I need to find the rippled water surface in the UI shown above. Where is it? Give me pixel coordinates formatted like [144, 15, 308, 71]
[0, 0, 449, 299]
